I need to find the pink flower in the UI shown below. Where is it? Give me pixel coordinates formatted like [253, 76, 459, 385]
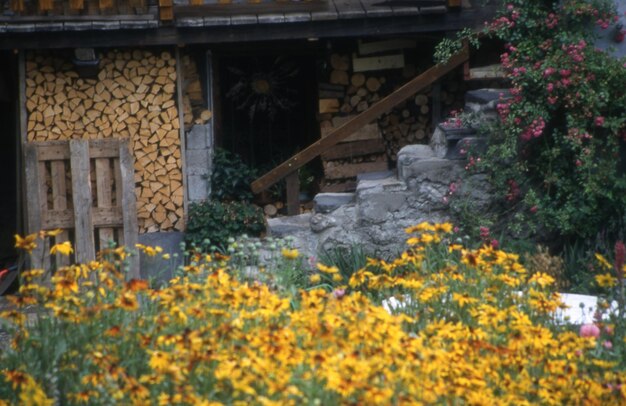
[490, 239, 499, 249]
[332, 289, 346, 299]
[480, 227, 490, 240]
[595, 116, 605, 127]
[579, 324, 601, 338]
[543, 67, 556, 77]
[603, 340, 613, 349]
[530, 206, 538, 214]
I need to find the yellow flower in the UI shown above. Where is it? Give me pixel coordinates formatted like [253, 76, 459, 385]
[528, 272, 555, 288]
[317, 263, 339, 274]
[45, 229, 63, 237]
[595, 273, 618, 288]
[332, 273, 343, 282]
[310, 274, 321, 283]
[595, 253, 612, 270]
[116, 291, 139, 311]
[281, 248, 299, 260]
[14, 233, 38, 253]
[50, 241, 73, 256]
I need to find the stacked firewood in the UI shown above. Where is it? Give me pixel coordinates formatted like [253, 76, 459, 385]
[25, 50, 184, 233]
[180, 54, 212, 127]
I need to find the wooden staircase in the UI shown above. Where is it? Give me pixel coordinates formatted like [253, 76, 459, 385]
[251, 43, 470, 215]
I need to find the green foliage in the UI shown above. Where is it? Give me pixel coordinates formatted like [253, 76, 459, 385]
[186, 200, 265, 249]
[318, 244, 370, 283]
[210, 148, 257, 202]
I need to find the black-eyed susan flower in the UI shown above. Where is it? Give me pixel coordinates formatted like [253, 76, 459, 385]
[50, 241, 73, 256]
[14, 233, 37, 253]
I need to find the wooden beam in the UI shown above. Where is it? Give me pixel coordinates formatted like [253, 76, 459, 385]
[119, 141, 140, 279]
[70, 140, 96, 264]
[251, 43, 469, 194]
[24, 144, 44, 269]
[285, 172, 300, 216]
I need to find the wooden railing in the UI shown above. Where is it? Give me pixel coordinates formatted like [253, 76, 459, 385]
[251, 43, 470, 215]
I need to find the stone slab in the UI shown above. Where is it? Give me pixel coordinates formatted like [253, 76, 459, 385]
[314, 192, 355, 213]
[187, 174, 209, 202]
[185, 149, 210, 176]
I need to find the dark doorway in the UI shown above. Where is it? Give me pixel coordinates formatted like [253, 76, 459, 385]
[0, 51, 18, 262]
[217, 51, 319, 173]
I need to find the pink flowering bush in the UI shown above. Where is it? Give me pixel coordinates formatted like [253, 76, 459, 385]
[438, 0, 626, 240]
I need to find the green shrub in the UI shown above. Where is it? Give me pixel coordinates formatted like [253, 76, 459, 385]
[210, 148, 257, 202]
[186, 200, 265, 249]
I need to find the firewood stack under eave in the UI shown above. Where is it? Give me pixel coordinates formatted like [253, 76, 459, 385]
[25, 50, 185, 233]
[180, 54, 212, 127]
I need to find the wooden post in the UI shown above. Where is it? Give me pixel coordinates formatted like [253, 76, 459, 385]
[285, 172, 300, 216]
[175, 47, 188, 227]
[24, 144, 44, 270]
[119, 141, 140, 279]
[70, 140, 96, 264]
[50, 160, 70, 267]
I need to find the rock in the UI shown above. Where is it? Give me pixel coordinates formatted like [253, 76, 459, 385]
[429, 126, 448, 158]
[314, 193, 355, 214]
[465, 88, 511, 105]
[267, 213, 313, 237]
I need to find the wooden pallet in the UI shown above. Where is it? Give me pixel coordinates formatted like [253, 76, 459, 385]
[24, 139, 139, 278]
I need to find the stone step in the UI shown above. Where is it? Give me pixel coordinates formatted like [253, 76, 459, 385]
[314, 192, 355, 214]
[267, 213, 313, 238]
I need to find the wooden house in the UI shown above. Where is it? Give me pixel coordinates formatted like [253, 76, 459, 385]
[0, 0, 498, 273]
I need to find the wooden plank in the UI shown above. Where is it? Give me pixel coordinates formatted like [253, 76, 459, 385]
[175, 47, 188, 226]
[89, 138, 121, 158]
[69, 0, 85, 9]
[358, 38, 416, 55]
[119, 141, 139, 279]
[38, 0, 53, 11]
[352, 53, 404, 72]
[251, 43, 469, 194]
[37, 143, 70, 161]
[95, 158, 115, 249]
[70, 140, 96, 264]
[358, 0, 393, 18]
[41, 209, 73, 230]
[323, 159, 388, 179]
[285, 171, 300, 216]
[113, 157, 124, 246]
[24, 144, 44, 270]
[332, 0, 366, 19]
[321, 138, 386, 160]
[0, 14, 156, 22]
[51, 160, 70, 267]
[390, 5, 419, 16]
[35, 140, 120, 161]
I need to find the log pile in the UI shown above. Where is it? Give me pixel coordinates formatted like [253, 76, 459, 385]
[180, 54, 212, 127]
[25, 50, 185, 233]
[318, 42, 468, 192]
